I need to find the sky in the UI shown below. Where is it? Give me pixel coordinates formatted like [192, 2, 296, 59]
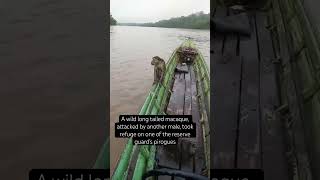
[110, 0, 210, 23]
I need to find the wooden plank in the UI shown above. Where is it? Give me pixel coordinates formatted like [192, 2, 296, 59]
[184, 66, 192, 115]
[212, 52, 242, 168]
[256, 12, 289, 180]
[156, 136, 181, 171]
[211, 7, 227, 55]
[157, 145, 184, 180]
[237, 13, 261, 168]
[190, 65, 205, 174]
[223, 9, 239, 56]
[212, 8, 241, 168]
[158, 72, 186, 172]
[180, 65, 195, 173]
[156, 144, 179, 180]
[166, 73, 186, 115]
[179, 139, 195, 173]
[210, 8, 226, 161]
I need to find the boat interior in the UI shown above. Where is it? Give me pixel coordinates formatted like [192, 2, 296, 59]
[155, 47, 207, 179]
[212, 5, 289, 179]
[212, 1, 320, 179]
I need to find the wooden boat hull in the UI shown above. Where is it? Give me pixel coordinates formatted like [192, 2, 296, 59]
[111, 40, 210, 180]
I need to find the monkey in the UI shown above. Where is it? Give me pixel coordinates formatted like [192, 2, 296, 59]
[151, 56, 166, 85]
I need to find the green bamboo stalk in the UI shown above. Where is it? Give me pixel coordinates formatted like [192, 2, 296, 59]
[112, 139, 134, 179]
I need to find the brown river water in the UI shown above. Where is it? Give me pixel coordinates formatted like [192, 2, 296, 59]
[110, 25, 209, 173]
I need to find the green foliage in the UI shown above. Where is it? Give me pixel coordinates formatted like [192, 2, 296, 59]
[119, 12, 209, 29]
[110, 14, 117, 25]
[145, 12, 209, 29]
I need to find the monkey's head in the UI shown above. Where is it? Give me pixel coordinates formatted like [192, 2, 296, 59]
[151, 56, 162, 65]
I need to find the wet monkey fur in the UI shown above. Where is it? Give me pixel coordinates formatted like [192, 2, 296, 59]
[151, 56, 166, 85]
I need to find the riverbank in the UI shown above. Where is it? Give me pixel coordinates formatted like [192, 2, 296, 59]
[117, 12, 210, 30]
[117, 25, 209, 30]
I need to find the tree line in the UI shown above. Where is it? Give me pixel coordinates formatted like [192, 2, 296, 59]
[110, 15, 117, 25]
[118, 12, 209, 29]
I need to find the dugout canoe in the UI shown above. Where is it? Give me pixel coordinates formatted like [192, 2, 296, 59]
[95, 0, 320, 179]
[111, 40, 210, 180]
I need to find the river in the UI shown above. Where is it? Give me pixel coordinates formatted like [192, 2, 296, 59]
[110, 25, 209, 173]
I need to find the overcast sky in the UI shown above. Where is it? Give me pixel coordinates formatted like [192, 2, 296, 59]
[111, 0, 210, 23]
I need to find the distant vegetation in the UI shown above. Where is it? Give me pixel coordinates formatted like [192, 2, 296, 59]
[110, 15, 117, 25]
[119, 12, 209, 29]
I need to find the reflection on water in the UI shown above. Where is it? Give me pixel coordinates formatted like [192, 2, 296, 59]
[110, 25, 209, 173]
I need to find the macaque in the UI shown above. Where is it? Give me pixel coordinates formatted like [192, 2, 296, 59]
[151, 56, 166, 85]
